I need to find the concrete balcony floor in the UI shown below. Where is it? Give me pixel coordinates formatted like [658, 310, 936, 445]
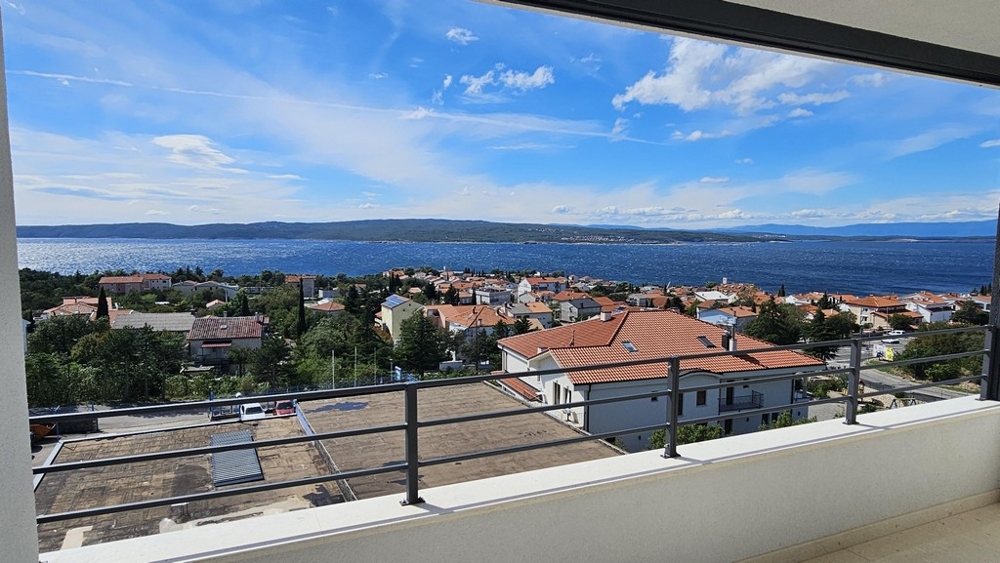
[803, 503, 1000, 563]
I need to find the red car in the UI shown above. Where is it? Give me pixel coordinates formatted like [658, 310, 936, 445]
[274, 400, 296, 416]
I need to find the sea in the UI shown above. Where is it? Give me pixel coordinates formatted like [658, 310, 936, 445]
[15, 237, 996, 297]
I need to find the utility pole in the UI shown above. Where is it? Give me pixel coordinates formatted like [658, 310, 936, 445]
[354, 346, 358, 388]
[331, 349, 336, 389]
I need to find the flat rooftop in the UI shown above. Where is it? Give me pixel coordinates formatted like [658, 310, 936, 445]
[34, 417, 342, 552]
[300, 381, 620, 500]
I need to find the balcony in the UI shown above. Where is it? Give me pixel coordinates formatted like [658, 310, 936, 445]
[14, 325, 998, 563]
[719, 390, 764, 413]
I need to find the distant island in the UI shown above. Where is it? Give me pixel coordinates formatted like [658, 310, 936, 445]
[14, 218, 998, 243]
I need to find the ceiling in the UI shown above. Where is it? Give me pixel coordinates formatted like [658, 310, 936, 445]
[488, 0, 1000, 87]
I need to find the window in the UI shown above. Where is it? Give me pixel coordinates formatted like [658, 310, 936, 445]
[622, 340, 638, 352]
[696, 390, 707, 406]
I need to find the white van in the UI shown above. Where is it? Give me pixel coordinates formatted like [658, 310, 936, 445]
[238, 402, 266, 422]
[888, 330, 906, 336]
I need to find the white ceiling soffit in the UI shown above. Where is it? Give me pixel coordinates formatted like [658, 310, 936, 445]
[486, 0, 1000, 87]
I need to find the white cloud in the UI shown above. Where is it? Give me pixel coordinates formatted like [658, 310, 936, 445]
[461, 64, 554, 96]
[499, 66, 554, 91]
[401, 106, 433, 120]
[849, 73, 886, 87]
[358, 203, 380, 209]
[460, 69, 495, 95]
[885, 126, 977, 159]
[735, 158, 754, 164]
[672, 129, 732, 142]
[777, 90, 849, 106]
[445, 27, 478, 45]
[699, 176, 729, 183]
[551, 205, 571, 214]
[369, 72, 388, 79]
[788, 108, 813, 118]
[611, 118, 628, 140]
[144, 209, 169, 215]
[612, 37, 842, 116]
[443, 75, 453, 89]
[150, 134, 245, 173]
[980, 139, 1000, 148]
[791, 208, 827, 218]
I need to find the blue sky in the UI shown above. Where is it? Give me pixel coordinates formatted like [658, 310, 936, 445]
[4, 0, 1000, 229]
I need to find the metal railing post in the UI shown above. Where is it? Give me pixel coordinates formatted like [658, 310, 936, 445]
[982, 325, 1000, 401]
[401, 382, 423, 505]
[664, 356, 680, 458]
[845, 337, 862, 424]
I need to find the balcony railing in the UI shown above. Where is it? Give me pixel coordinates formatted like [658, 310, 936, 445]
[28, 325, 995, 524]
[719, 390, 763, 412]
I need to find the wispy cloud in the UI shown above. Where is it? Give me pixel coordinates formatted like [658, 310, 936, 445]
[445, 27, 478, 45]
[884, 126, 977, 159]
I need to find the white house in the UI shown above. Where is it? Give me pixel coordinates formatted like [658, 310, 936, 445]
[697, 306, 758, 332]
[380, 294, 423, 343]
[497, 310, 824, 452]
[187, 315, 268, 370]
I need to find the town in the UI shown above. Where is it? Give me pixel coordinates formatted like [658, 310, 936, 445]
[23, 266, 990, 551]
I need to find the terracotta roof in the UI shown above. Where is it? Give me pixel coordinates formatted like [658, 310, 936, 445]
[187, 316, 268, 341]
[845, 295, 903, 309]
[499, 310, 822, 385]
[551, 290, 590, 302]
[498, 377, 541, 401]
[706, 306, 758, 318]
[141, 273, 171, 280]
[525, 301, 554, 314]
[307, 301, 345, 313]
[445, 305, 509, 329]
[99, 276, 143, 284]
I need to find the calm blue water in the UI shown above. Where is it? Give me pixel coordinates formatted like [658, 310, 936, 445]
[15, 238, 995, 296]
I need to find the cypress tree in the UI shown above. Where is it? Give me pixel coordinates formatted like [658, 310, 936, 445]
[95, 287, 109, 319]
[297, 282, 307, 337]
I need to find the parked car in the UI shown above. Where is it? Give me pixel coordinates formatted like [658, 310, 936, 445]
[238, 402, 266, 421]
[274, 400, 296, 416]
[888, 330, 907, 336]
[881, 337, 900, 344]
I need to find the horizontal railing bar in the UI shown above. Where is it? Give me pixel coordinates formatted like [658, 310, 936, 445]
[419, 423, 670, 468]
[34, 422, 407, 475]
[857, 375, 983, 400]
[36, 462, 407, 525]
[866, 349, 987, 371]
[30, 384, 408, 424]
[419, 389, 675, 428]
[679, 395, 850, 427]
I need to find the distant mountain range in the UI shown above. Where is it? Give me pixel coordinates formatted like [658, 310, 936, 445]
[716, 220, 997, 238]
[14, 219, 761, 244]
[15, 218, 997, 242]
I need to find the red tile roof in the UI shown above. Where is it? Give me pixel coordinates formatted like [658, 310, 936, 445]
[187, 316, 268, 341]
[99, 276, 143, 284]
[499, 310, 822, 385]
[498, 377, 541, 401]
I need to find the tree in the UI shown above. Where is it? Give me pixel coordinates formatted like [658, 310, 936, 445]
[887, 313, 914, 332]
[297, 282, 307, 337]
[759, 411, 816, 430]
[952, 301, 989, 325]
[95, 287, 109, 319]
[744, 297, 801, 345]
[443, 286, 459, 306]
[513, 317, 533, 335]
[250, 335, 294, 387]
[394, 314, 449, 375]
[897, 321, 984, 381]
[422, 283, 438, 302]
[804, 310, 839, 361]
[648, 424, 725, 450]
[777, 283, 786, 297]
[28, 315, 107, 356]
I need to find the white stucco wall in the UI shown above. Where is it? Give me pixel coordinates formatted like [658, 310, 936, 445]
[0, 13, 41, 560]
[43, 397, 1000, 563]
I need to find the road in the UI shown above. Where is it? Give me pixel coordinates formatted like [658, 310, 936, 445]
[826, 339, 972, 401]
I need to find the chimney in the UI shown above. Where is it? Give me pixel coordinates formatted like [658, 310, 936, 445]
[728, 324, 738, 352]
[721, 332, 731, 350]
[600, 311, 612, 322]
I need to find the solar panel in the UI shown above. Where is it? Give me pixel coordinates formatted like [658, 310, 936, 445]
[210, 429, 264, 487]
[384, 294, 408, 308]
